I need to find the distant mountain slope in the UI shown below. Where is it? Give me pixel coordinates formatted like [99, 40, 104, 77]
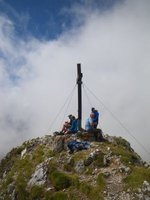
[0, 134, 150, 200]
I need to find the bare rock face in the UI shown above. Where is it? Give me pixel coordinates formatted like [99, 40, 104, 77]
[52, 136, 64, 153]
[28, 157, 54, 187]
[0, 134, 149, 200]
[28, 164, 45, 187]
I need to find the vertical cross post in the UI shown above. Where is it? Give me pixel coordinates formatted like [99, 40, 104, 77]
[77, 63, 83, 130]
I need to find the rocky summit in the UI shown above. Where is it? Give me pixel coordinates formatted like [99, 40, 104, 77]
[0, 133, 150, 200]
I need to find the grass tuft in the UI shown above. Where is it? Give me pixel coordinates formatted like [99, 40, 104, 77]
[48, 170, 72, 190]
[124, 166, 150, 190]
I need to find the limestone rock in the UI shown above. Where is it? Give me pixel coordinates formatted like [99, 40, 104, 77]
[74, 160, 85, 173]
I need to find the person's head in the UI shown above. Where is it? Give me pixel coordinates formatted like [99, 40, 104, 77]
[68, 114, 72, 119]
[91, 107, 95, 112]
[71, 116, 75, 120]
[90, 113, 95, 118]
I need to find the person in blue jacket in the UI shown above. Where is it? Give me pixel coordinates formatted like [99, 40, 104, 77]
[91, 107, 99, 128]
[67, 115, 78, 134]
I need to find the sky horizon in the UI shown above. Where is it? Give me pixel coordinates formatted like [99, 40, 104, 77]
[0, 0, 150, 162]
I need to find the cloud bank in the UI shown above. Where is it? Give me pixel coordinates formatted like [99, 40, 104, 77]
[0, 0, 150, 161]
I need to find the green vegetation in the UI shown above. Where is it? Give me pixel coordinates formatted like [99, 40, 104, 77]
[1, 135, 149, 200]
[47, 158, 78, 191]
[47, 191, 68, 200]
[15, 173, 29, 200]
[45, 149, 56, 158]
[47, 158, 104, 200]
[114, 136, 130, 148]
[52, 171, 71, 190]
[72, 150, 89, 162]
[66, 173, 105, 200]
[78, 181, 103, 200]
[29, 185, 45, 200]
[1, 154, 33, 195]
[64, 157, 75, 172]
[32, 145, 45, 163]
[48, 170, 72, 190]
[96, 173, 106, 191]
[85, 166, 93, 175]
[76, 173, 105, 200]
[124, 166, 150, 190]
[109, 143, 140, 165]
[0, 143, 53, 199]
[93, 152, 104, 167]
[15, 155, 33, 178]
[0, 146, 24, 178]
[79, 182, 93, 196]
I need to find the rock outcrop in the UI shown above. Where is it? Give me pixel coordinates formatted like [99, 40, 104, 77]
[0, 133, 150, 200]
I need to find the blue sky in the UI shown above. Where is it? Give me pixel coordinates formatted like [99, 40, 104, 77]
[0, 0, 122, 39]
[0, 0, 150, 162]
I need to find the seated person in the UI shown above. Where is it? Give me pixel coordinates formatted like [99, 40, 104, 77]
[61, 121, 70, 134]
[66, 116, 78, 134]
[85, 113, 95, 132]
[61, 114, 73, 134]
[68, 114, 73, 126]
[85, 113, 104, 142]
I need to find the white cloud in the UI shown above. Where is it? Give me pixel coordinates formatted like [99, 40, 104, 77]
[0, 0, 150, 161]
